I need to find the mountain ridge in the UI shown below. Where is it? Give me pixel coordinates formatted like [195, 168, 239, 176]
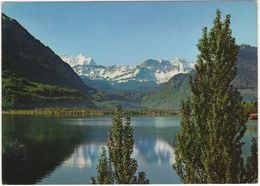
[2, 13, 96, 109]
[61, 55, 194, 85]
[2, 13, 93, 95]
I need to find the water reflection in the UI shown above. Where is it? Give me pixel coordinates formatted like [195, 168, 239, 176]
[2, 116, 85, 184]
[2, 115, 257, 184]
[63, 143, 102, 169]
[154, 138, 175, 165]
[61, 136, 176, 171]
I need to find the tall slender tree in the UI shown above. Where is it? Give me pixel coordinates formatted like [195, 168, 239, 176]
[174, 10, 257, 183]
[91, 147, 114, 184]
[91, 105, 149, 184]
[245, 137, 258, 183]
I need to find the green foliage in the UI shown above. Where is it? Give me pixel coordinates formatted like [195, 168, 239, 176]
[91, 147, 114, 184]
[245, 137, 258, 183]
[242, 101, 258, 115]
[3, 107, 177, 117]
[132, 171, 150, 184]
[91, 105, 149, 184]
[2, 72, 95, 109]
[174, 10, 256, 183]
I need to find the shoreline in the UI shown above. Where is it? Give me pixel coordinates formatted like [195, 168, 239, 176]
[2, 108, 179, 117]
[3, 108, 257, 120]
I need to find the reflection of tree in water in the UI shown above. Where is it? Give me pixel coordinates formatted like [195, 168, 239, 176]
[2, 116, 256, 184]
[41, 117, 181, 173]
[2, 116, 85, 184]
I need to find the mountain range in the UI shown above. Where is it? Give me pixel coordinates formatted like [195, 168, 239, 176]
[61, 55, 194, 92]
[2, 13, 257, 110]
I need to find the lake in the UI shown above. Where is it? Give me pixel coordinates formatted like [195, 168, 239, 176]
[2, 115, 257, 184]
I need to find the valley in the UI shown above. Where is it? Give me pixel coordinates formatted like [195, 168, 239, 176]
[61, 45, 257, 111]
[2, 13, 257, 111]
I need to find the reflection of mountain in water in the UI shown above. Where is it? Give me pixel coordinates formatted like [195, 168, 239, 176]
[2, 115, 85, 184]
[62, 126, 176, 170]
[63, 143, 104, 169]
[154, 138, 175, 164]
[133, 137, 175, 165]
[2, 116, 257, 184]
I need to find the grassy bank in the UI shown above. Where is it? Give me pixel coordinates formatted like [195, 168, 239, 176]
[2, 108, 178, 117]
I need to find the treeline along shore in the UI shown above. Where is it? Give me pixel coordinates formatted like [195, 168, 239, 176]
[2, 101, 257, 118]
[2, 108, 178, 117]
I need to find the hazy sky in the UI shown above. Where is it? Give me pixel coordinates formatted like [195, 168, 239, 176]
[2, 1, 257, 66]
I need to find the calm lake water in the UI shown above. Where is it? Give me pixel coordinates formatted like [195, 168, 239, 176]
[2, 115, 257, 184]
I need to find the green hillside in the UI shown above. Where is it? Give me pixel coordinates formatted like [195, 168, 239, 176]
[232, 44, 257, 102]
[2, 72, 95, 109]
[141, 73, 191, 111]
[1, 13, 137, 109]
[141, 45, 257, 110]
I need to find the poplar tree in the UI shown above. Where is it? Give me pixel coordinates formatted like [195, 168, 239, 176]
[245, 137, 258, 183]
[174, 10, 257, 183]
[91, 105, 149, 184]
[90, 147, 114, 184]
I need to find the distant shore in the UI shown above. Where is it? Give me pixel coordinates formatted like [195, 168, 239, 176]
[3, 108, 257, 120]
[2, 108, 178, 117]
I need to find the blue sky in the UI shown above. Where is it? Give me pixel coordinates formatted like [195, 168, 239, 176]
[2, 1, 257, 66]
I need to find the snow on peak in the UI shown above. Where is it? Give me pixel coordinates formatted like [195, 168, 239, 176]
[61, 54, 194, 84]
[61, 54, 96, 67]
[171, 58, 186, 64]
[76, 54, 96, 66]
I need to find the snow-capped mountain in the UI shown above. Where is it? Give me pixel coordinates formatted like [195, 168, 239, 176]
[139, 58, 194, 84]
[61, 54, 194, 85]
[61, 54, 96, 67]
